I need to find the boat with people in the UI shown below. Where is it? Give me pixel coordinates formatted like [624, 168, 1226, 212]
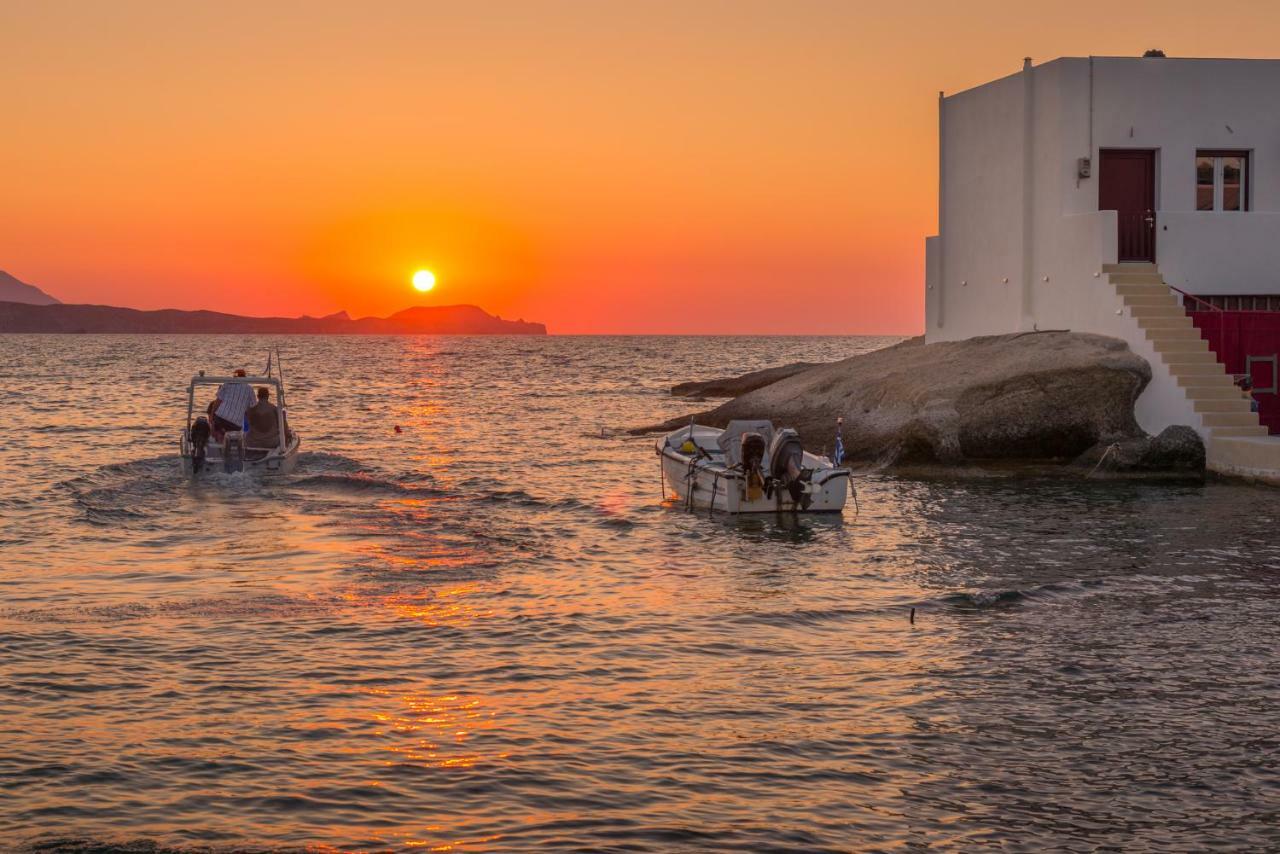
[657, 419, 850, 513]
[180, 352, 300, 475]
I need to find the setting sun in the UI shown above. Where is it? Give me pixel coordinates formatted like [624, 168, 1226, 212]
[412, 270, 436, 292]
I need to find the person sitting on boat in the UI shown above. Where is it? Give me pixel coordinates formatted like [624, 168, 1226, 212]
[209, 369, 256, 440]
[245, 386, 287, 451]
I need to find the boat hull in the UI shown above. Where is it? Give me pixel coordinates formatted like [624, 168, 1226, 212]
[659, 446, 849, 514]
[180, 433, 301, 476]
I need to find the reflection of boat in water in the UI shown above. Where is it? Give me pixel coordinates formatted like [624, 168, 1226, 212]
[180, 363, 300, 475]
[657, 420, 849, 513]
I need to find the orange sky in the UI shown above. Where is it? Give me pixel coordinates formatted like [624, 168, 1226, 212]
[4, 1, 1280, 334]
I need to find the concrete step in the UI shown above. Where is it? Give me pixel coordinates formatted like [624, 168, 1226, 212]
[1194, 397, 1254, 413]
[1210, 425, 1271, 438]
[1148, 336, 1209, 352]
[1179, 379, 1239, 396]
[1162, 350, 1221, 366]
[1201, 411, 1261, 428]
[1208, 435, 1280, 482]
[1124, 293, 1182, 307]
[1115, 282, 1172, 295]
[1109, 274, 1167, 286]
[1104, 263, 1158, 274]
[1170, 362, 1228, 378]
[1146, 324, 1204, 338]
[1128, 304, 1185, 318]
[1137, 315, 1194, 330]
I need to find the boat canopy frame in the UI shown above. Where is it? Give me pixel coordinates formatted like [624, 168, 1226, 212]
[186, 374, 290, 453]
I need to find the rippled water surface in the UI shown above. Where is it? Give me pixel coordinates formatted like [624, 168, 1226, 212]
[2, 334, 1279, 853]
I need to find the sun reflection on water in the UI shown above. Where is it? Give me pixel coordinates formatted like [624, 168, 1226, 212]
[371, 688, 507, 770]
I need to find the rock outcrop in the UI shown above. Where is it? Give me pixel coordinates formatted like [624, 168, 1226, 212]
[671, 362, 823, 398]
[637, 332, 1154, 466]
[1073, 425, 1205, 477]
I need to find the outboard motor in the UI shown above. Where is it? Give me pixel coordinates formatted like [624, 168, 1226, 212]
[190, 416, 211, 474]
[767, 428, 812, 509]
[223, 431, 245, 474]
[740, 431, 767, 500]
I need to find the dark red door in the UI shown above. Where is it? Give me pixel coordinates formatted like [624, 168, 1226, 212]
[1099, 149, 1156, 262]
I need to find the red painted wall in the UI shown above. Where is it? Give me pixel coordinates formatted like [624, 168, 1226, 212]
[1188, 310, 1280, 434]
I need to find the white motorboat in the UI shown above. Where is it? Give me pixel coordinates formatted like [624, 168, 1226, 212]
[657, 420, 850, 513]
[180, 361, 300, 476]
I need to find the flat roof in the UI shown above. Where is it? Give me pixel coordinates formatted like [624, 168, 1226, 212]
[944, 54, 1280, 100]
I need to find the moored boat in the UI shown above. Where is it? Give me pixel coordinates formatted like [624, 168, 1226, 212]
[657, 420, 850, 513]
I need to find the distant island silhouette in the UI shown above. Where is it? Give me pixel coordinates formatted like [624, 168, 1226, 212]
[0, 270, 61, 305]
[0, 272, 546, 335]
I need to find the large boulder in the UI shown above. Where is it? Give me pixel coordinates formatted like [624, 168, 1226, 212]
[1072, 425, 1205, 477]
[637, 332, 1153, 466]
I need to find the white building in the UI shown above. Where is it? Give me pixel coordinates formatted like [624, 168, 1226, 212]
[924, 54, 1280, 480]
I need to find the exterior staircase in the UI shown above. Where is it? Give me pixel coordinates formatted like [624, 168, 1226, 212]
[1105, 263, 1280, 482]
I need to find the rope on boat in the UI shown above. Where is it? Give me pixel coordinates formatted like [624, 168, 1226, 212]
[708, 471, 718, 516]
[1087, 442, 1122, 478]
[685, 456, 698, 511]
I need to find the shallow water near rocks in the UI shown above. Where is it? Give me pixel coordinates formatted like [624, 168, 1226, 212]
[2, 334, 1278, 852]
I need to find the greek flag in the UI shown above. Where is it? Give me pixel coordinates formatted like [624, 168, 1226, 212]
[833, 420, 845, 465]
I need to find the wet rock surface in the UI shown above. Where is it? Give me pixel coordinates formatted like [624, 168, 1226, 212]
[1073, 425, 1206, 478]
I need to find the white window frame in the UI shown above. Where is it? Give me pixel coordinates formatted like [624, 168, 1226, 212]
[1197, 151, 1250, 212]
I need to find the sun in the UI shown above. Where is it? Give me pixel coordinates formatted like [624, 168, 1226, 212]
[412, 269, 436, 292]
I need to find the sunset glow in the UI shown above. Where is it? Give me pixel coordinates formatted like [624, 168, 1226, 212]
[5, 3, 1280, 332]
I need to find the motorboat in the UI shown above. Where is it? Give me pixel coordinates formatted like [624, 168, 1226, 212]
[657, 419, 850, 513]
[180, 359, 300, 475]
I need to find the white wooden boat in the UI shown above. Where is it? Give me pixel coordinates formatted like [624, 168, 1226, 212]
[180, 363, 300, 476]
[657, 420, 850, 513]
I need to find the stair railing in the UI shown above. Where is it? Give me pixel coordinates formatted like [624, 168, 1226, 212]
[1167, 284, 1226, 363]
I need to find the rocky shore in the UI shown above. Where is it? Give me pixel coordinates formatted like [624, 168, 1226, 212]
[671, 362, 822, 398]
[639, 331, 1205, 477]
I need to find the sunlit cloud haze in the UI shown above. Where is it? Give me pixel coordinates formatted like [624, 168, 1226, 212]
[4, 1, 1280, 333]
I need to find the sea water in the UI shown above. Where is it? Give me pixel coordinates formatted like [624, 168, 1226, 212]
[1, 334, 1278, 852]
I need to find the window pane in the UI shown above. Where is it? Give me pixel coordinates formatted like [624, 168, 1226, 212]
[1196, 156, 1215, 210]
[1223, 156, 1244, 211]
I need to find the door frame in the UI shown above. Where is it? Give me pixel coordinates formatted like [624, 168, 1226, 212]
[1099, 148, 1159, 264]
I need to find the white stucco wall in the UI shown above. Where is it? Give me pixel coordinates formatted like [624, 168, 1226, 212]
[1158, 212, 1280, 293]
[932, 70, 1028, 339]
[1080, 58, 1280, 295]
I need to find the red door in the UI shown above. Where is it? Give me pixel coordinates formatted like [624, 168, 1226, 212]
[1099, 149, 1156, 262]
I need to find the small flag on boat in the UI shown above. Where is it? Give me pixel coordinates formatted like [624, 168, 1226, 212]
[833, 417, 845, 465]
